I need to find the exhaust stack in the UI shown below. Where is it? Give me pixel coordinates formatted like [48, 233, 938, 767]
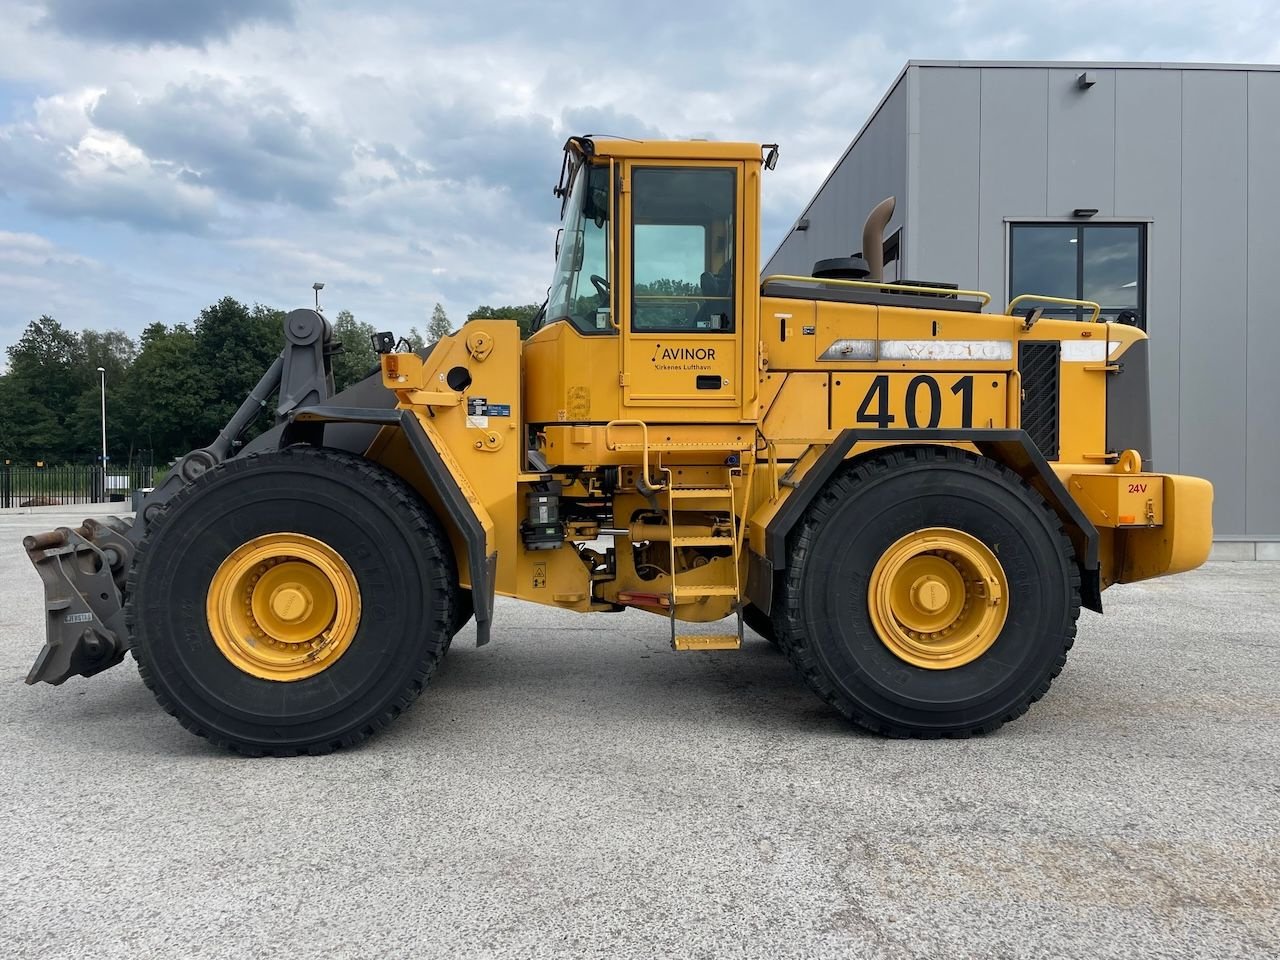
[861, 196, 896, 282]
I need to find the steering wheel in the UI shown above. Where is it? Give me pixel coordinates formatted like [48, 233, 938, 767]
[589, 274, 610, 299]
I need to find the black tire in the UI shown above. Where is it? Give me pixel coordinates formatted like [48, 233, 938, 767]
[742, 603, 779, 647]
[126, 447, 455, 756]
[778, 446, 1080, 738]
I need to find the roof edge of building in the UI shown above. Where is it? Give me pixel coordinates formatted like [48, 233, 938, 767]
[765, 57, 1280, 271]
[906, 58, 1280, 72]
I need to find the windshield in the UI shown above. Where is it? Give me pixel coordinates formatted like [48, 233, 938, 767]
[546, 161, 611, 333]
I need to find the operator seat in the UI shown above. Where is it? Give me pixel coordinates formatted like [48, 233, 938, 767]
[694, 259, 733, 330]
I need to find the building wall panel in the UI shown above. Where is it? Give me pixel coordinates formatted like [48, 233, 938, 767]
[1046, 68, 1116, 216]
[976, 68, 1049, 299]
[1246, 71, 1280, 536]
[908, 67, 981, 289]
[1114, 69, 1183, 472]
[1178, 70, 1249, 535]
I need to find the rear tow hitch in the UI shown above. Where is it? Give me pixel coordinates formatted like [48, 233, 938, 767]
[24, 517, 135, 686]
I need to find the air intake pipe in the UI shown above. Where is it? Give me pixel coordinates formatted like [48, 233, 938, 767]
[860, 196, 896, 282]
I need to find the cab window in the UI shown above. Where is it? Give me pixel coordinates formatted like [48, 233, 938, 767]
[631, 167, 736, 333]
[546, 162, 613, 333]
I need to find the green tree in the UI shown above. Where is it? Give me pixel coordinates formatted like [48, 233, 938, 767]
[0, 316, 88, 461]
[405, 327, 427, 352]
[427, 302, 452, 341]
[66, 329, 138, 463]
[467, 304, 541, 338]
[192, 297, 284, 442]
[0, 372, 64, 462]
[117, 323, 206, 462]
[330, 309, 378, 392]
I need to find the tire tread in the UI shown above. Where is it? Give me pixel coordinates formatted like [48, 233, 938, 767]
[126, 446, 455, 756]
[776, 446, 1081, 738]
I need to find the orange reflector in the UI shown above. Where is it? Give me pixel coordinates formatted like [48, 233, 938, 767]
[1118, 514, 1136, 524]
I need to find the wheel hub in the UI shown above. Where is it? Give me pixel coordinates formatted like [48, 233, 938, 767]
[868, 527, 1008, 670]
[269, 585, 311, 622]
[910, 574, 950, 613]
[207, 533, 361, 682]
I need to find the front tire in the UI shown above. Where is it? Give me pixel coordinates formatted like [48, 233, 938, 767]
[778, 446, 1080, 737]
[127, 447, 455, 756]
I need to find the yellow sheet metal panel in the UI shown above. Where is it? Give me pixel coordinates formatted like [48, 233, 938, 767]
[522, 321, 621, 425]
[814, 301, 878, 365]
[387, 321, 518, 593]
[830, 372, 1008, 431]
[876, 302, 1021, 354]
[1117, 474, 1214, 583]
[540, 422, 754, 467]
[622, 332, 740, 406]
[512, 543, 595, 612]
[589, 138, 762, 161]
[759, 297, 818, 370]
[1068, 473, 1165, 528]
[760, 372, 833, 458]
[1055, 334, 1109, 463]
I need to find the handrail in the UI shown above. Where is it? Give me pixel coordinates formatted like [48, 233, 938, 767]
[605, 419, 662, 491]
[762, 274, 992, 307]
[1006, 294, 1102, 323]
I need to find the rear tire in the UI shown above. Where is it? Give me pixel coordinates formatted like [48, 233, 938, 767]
[127, 447, 455, 756]
[778, 446, 1079, 737]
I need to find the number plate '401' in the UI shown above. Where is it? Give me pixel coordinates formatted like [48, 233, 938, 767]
[832, 373, 1008, 430]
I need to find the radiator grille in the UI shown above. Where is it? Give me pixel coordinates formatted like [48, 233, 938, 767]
[1019, 341, 1060, 460]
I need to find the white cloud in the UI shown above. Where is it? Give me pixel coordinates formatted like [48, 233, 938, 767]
[0, 0, 1277, 339]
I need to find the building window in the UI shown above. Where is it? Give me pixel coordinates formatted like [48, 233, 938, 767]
[1009, 223, 1146, 326]
[882, 229, 901, 283]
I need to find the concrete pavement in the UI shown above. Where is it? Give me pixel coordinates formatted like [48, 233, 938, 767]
[1, 508, 1276, 959]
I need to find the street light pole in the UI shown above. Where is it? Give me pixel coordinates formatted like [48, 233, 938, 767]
[97, 366, 107, 503]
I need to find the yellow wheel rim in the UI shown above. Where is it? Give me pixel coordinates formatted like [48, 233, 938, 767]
[867, 527, 1008, 670]
[206, 533, 361, 682]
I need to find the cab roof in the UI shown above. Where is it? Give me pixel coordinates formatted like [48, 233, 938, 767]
[574, 136, 763, 162]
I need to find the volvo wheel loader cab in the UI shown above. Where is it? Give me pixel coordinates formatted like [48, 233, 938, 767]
[23, 135, 1215, 755]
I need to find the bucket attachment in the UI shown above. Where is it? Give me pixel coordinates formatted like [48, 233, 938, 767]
[22, 308, 344, 687]
[24, 517, 135, 685]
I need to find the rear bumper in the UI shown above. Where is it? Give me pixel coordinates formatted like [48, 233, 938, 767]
[1113, 473, 1214, 583]
[1064, 464, 1214, 586]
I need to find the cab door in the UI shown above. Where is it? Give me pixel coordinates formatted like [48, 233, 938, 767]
[619, 161, 743, 417]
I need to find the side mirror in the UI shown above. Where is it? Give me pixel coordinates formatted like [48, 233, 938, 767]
[570, 229, 585, 271]
[762, 143, 779, 171]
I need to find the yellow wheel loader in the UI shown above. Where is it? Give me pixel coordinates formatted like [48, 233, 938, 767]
[24, 137, 1214, 754]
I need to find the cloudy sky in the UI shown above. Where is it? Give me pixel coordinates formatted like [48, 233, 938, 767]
[1, 0, 1277, 349]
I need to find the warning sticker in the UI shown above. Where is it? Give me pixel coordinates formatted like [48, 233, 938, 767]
[533, 562, 547, 589]
[466, 415, 489, 429]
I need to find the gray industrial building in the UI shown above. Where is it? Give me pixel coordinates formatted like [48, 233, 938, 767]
[766, 61, 1280, 552]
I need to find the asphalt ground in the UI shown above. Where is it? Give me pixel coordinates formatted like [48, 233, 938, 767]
[0, 507, 1276, 960]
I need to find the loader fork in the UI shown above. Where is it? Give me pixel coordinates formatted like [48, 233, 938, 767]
[24, 518, 135, 685]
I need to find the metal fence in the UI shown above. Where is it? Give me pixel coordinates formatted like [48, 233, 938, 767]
[0, 461, 156, 509]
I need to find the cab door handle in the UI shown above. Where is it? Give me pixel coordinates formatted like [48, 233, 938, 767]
[696, 375, 723, 390]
